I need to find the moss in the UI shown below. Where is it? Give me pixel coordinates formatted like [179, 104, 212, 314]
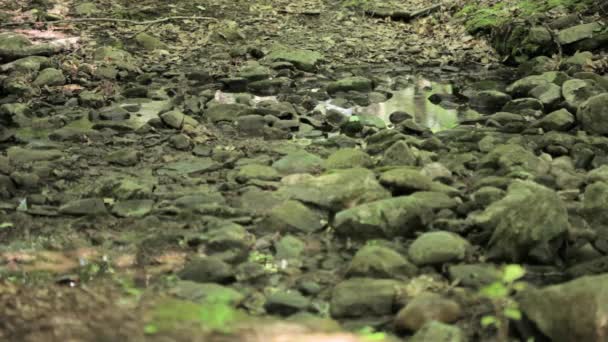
[458, 0, 593, 34]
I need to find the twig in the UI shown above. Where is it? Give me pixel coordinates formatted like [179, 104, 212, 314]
[0, 15, 218, 28]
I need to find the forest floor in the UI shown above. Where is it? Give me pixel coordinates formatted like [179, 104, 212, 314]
[1, 0, 608, 341]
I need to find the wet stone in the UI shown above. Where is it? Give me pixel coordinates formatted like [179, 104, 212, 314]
[326, 76, 373, 95]
[106, 148, 140, 166]
[347, 244, 417, 279]
[111, 199, 154, 218]
[330, 278, 403, 318]
[178, 257, 234, 284]
[59, 198, 108, 216]
[408, 231, 471, 266]
[264, 291, 311, 316]
[394, 293, 462, 332]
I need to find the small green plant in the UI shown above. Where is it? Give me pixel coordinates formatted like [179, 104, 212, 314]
[357, 326, 386, 341]
[479, 264, 527, 341]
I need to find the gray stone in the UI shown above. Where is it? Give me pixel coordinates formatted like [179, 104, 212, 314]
[160, 110, 198, 129]
[448, 264, 501, 288]
[323, 148, 373, 169]
[562, 79, 604, 111]
[7, 147, 63, 164]
[530, 108, 575, 132]
[394, 293, 462, 332]
[260, 200, 326, 233]
[334, 192, 458, 239]
[469, 90, 511, 111]
[347, 245, 417, 279]
[178, 257, 234, 284]
[380, 167, 457, 195]
[111, 199, 154, 217]
[557, 22, 603, 45]
[520, 273, 608, 342]
[106, 148, 139, 166]
[409, 321, 466, 342]
[529, 83, 562, 107]
[577, 93, 608, 135]
[408, 231, 471, 266]
[266, 46, 324, 72]
[330, 278, 403, 318]
[272, 150, 324, 175]
[279, 168, 390, 212]
[470, 180, 569, 262]
[264, 291, 310, 316]
[506, 75, 549, 97]
[33, 68, 65, 87]
[59, 198, 108, 216]
[326, 76, 373, 94]
[236, 164, 280, 183]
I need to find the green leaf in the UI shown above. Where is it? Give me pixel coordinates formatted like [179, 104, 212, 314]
[480, 282, 509, 298]
[502, 264, 526, 283]
[512, 281, 527, 292]
[504, 307, 522, 320]
[481, 315, 498, 327]
[144, 324, 158, 334]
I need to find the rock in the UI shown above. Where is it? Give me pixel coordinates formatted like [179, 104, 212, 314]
[264, 291, 310, 316]
[333, 192, 458, 239]
[478, 144, 549, 175]
[519, 273, 608, 342]
[408, 231, 471, 266]
[59, 198, 108, 216]
[448, 264, 501, 288]
[581, 181, 608, 226]
[502, 98, 544, 114]
[274, 234, 305, 260]
[506, 75, 549, 97]
[160, 110, 198, 129]
[379, 167, 456, 195]
[409, 321, 466, 342]
[238, 62, 271, 81]
[279, 168, 390, 212]
[272, 150, 324, 175]
[472, 186, 505, 208]
[202, 222, 253, 263]
[562, 79, 604, 112]
[169, 134, 191, 150]
[98, 105, 130, 121]
[93, 46, 137, 71]
[7, 146, 63, 163]
[381, 140, 418, 166]
[260, 200, 326, 233]
[236, 164, 281, 183]
[170, 281, 244, 306]
[326, 77, 373, 94]
[74, 2, 100, 16]
[470, 180, 569, 262]
[347, 245, 417, 279]
[530, 108, 575, 132]
[134, 33, 166, 50]
[106, 148, 140, 166]
[577, 93, 608, 135]
[557, 22, 603, 45]
[323, 148, 373, 170]
[394, 293, 462, 332]
[330, 278, 403, 318]
[586, 165, 608, 184]
[79, 90, 105, 108]
[529, 83, 562, 108]
[32, 68, 65, 87]
[266, 46, 324, 72]
[573, 72, 608, 91]
[469, 90, 511, 111]
[204, 103, 253, 123]
[178, 257, 234, 284]
[236, 115, 267, 136]
[111, 199, 154, 218]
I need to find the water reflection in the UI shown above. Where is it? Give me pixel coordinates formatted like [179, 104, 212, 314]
[320, 77, 473, 132]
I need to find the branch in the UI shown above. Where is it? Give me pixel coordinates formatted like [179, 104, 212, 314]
[0, 16, 218, 28]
